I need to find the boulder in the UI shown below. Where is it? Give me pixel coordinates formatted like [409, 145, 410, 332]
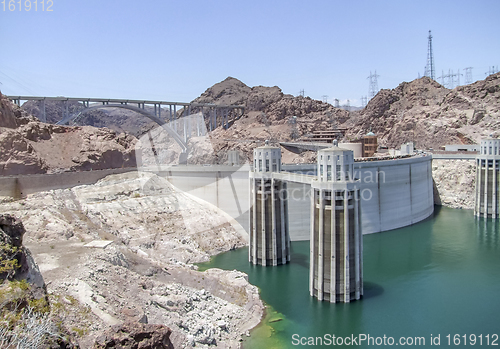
[94, 322, 174, 349]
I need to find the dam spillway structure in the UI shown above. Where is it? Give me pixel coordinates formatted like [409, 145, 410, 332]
[475, 137, 500, 218]
[310, 144, 363, 303]
[249, 141, 290, 265]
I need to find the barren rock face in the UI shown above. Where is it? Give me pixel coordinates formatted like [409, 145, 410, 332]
[187, 74, 500, 164]
[432, 159, 476, 209]
[0, 214, 45, 297]
[188, 77, 349, 164]
[344, 73, 500, 149]
[0, 92, 36, 129]
[94, 321, 174, 349]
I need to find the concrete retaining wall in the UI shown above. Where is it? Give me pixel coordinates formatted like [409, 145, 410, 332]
[0, 167, 136, 198]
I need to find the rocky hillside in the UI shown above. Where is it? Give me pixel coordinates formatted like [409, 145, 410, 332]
[0, 93, 137, 175]
[343, 73, 500, 149]
[0, 172, 262, 348]
[188, 74, 500, 162]
[188, 77, 349, 163]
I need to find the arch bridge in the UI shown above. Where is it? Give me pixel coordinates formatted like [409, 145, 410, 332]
[7, 96, 245, 152]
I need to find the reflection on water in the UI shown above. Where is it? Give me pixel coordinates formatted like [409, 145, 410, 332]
[198, 207, 500, 348]
[477, 216, 500, 250]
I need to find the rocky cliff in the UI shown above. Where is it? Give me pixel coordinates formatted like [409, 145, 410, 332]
[188, 77, 349, 163]
[186, 74, 500, 163]
[343, 73, 500, 149]
[0, 93, 137, 175]
[0, 172, 263, 348]
[432, 159, 476, 210]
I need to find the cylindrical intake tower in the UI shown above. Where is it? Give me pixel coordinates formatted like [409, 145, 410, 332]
[249, 142, 290, 265]
[475, 137, 500, 218]
[310, 145, 363, 302]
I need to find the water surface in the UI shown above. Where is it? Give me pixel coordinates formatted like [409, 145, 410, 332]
[199, 207, 500, 348]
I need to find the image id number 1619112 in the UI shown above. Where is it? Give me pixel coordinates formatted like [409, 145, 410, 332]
[2, 0, 53, 11]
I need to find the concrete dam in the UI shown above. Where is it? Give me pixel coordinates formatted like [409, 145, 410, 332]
[0, 153, 434, 240]
[158, 153, 434, 240]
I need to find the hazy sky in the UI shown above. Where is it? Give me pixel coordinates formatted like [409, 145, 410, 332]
[1, 0, 499, 106]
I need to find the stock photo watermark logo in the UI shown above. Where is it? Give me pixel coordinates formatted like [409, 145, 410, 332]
[2, 0, 54, 11]
[257, 169, 386, 203]
[134, 112, 250, 235]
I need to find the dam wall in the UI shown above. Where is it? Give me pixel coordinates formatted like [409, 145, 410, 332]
[277, 156, 434, 238]
[153, 155, 434, 239]
[356, 155, 434, 234]
[0, 155, 434, 240]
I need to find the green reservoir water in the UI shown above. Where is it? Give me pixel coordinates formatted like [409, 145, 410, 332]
[198, 207, 500, 348]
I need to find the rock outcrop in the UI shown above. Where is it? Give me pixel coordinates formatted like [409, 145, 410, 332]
[188, 77, 349, 163]
[0, 214, 44, 293]
[94, 322, 174, 349]
[0, 93, 137, 175]
[343, 73, 500, 149]
[0, 93, 36, 128]
[0, 214, 28, 280]
[432, 159, 476, 209]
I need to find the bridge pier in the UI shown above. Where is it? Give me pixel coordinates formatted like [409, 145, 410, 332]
[41, 98, 46, 123]
[249, 141, 290, 266]
[173, 105, 177, 132]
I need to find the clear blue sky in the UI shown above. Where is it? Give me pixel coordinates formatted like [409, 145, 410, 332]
[1, 0, 499, 106]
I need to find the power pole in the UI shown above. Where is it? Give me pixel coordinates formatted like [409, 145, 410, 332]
[463, 67, 473, 85]
[425, 30, 436, 80]
[299, 89, 305, 97]
[367, 70, 380, 99]
[322, 95, 328, 103]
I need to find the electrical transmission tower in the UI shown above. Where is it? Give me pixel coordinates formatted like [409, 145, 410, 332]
[334, 99, 340, 108]
[322, 95, 329, 103]
[424, 30, 435, 80]
[367, 71, 380, 99]
[463, 67, 473, 85]
[438, 70, 453, 88]
[343, 99, 351, 111]
[485, 66, 499, 77]
[299, 89, 305, 97]
[361, 96, 368, 107]
[449, 69, 462, 89]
